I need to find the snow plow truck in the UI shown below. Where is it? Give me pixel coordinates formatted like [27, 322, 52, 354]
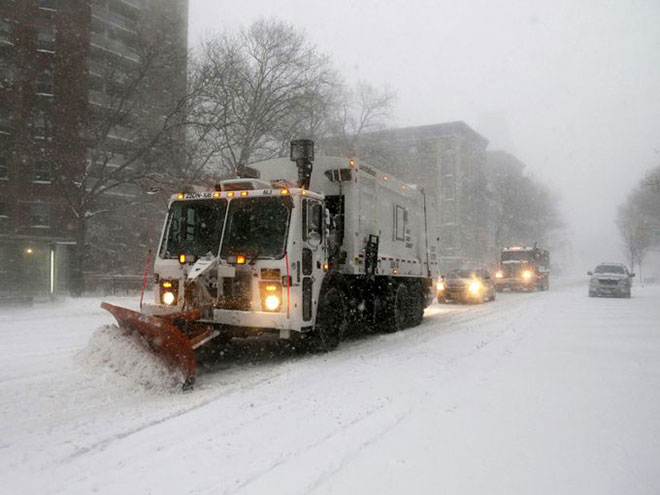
[102, 140, 439, 388]
[494, 245, 550, 292]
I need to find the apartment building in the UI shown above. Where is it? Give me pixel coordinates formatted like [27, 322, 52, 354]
[0, 0, 188, 297]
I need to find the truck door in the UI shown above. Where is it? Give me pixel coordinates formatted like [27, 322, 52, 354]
[302, 198, 325, 323]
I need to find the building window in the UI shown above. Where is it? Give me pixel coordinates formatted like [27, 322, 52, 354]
[36, 70, 53, 95]
[32, 111, 51, 139]
[27, 202, 50, 228]
[0, 106, 10, 132]
[0, 61, 11, 88]
[0, 155, 7, 179]
[39, 0, 58, 11]
[0, 19, 11, 45]
[37, 26, 56, 53]
[442, 174, 455, 200]
[33, 160, 52, 183]
[0, 201, 8, 233]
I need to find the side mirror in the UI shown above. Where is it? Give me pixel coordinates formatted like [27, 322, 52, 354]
[308, 231, 322, 247]
[325, 208, 331, 227]
[587, 271, 593, 276]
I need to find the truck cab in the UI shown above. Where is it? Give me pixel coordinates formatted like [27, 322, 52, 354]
[150, 184, 327, 340]
[494, 245, 550, 291]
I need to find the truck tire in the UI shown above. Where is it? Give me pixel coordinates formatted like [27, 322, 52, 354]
[408, 285, 424, 327]
[378, 282, 409, 333]
[311, 287, 347, 352]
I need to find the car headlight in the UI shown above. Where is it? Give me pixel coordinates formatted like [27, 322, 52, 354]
[468, 281, 482, 294]
[495, 271, 503, 279]
[436, 281, 445, 291]
[161, 291, 176, 305]
[521, 270, 533, 281]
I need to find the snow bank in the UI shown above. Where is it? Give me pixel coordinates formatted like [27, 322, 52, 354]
[76, 325, 184, 394]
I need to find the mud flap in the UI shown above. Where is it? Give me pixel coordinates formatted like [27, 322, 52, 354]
[101, 303, 197, 389]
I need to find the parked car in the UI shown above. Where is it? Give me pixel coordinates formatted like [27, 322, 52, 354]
[437, 267, 496, 304]
[588, 263, 634, 298]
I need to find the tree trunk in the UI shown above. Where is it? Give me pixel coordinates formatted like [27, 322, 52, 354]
[69, 216, 88, 297]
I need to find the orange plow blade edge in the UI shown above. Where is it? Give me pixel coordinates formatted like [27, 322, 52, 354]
[101, 302, 197, 390]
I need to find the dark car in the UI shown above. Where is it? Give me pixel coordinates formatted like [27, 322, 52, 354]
[588, 263, 634, 298]
[437, 267, 496, 304]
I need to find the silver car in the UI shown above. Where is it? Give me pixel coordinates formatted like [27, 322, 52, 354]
[588, 263, 634, 298]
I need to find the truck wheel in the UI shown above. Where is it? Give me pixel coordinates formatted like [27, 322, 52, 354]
[379, 283, 409, 333]
[408, 286, 424, 327]
[312, 287, 347, 351]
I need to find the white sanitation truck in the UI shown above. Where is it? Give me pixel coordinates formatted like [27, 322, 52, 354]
[102, 140, 439, 388]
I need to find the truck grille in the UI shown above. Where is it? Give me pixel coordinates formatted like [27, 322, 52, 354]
[215, 270, 253, 311]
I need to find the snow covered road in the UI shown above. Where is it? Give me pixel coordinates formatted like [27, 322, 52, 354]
[1, 281, 659, 494]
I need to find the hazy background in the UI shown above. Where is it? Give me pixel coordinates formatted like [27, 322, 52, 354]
[188, 0, 660, 272]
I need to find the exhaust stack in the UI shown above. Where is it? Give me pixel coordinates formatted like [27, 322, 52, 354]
[290, 139, 314, 190]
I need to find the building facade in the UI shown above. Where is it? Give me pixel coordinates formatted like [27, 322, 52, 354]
[0, 0, 188, 298]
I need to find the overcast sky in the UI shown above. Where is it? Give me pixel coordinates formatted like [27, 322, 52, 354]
[188, 0, 660, 270]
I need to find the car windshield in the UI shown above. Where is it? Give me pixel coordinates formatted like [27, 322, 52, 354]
[159, 199, 228, 259]
[220, 197, 291, 260]
[595, 265, 626, 274]
[448, 269, 478, 279]
[501, 250, 533, 262]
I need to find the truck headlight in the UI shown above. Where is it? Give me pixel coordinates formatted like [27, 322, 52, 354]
[260, 282, 283, 311]
[521, 270, 532, 281]
[160, 279, 179, 305]
[495, 271, 503, 279]
[264, 294, 281, 311]
[468, 281, 482, 294]
[162, 291, 176, 305]
[436, 281, 445, 291]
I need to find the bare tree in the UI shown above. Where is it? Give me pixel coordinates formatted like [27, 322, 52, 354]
[617, 201, 654, 279]
[194, 19, 339, 176]
[324, 81, 396, 158]
[643, 165, 660, 190]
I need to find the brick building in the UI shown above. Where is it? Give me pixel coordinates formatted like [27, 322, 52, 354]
[0, 0, 188, 298]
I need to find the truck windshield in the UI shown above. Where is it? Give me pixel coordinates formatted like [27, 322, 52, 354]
[159, 199, 228, 259]
[220, 197, 291, 260]
[501, 251, 532, 262]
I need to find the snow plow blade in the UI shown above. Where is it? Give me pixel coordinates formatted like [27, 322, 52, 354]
[101, 302, 197, 389]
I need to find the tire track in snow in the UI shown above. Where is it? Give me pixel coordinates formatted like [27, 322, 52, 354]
[53, 286, 554, 470]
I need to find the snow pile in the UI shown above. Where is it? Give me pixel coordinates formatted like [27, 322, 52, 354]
[76, 325, 184, 393]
